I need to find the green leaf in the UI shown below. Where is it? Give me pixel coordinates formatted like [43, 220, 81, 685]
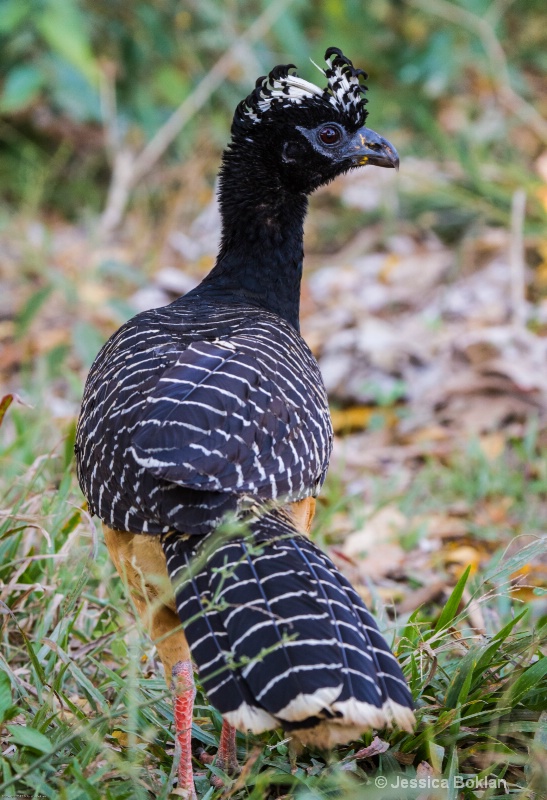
[50, 59, 101, 122]
[67, 757, 103, 799]
[445, 744, 459, 800]
[491, 609, 529, 642]
[7, 724, 52, 753]
[533, 711, 547, 754]
[111, 638, 127, 660]
[0, 671, 12, 721]
[153, 65, 188, 106]
[272, 11, 308, 67]
[73, 320, 109, 369]
[67, 660, 109, 711]
[510, 658, 547, 704]
[445, 648, 477, 709]
[434, 565, 471, 633]
[0, 65, 43, 112]
[15, 285, 53, 338]
[36, 0, 98, 85]
[428, 741, 445, 773]
[486, 540, 547, 586]
[0, 0, 30, 33]
[473, 610, 528, 677]
[62, 418, 77, 472]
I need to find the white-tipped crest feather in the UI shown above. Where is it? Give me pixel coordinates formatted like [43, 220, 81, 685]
[237, 47, 368, 128]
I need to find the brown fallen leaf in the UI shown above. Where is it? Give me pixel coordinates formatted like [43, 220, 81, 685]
[416, 760, 439, 800]
[393, 750, 416, 765]
[0, 393, 31, 427]
[399, 424, 452, 446]
[510, 564, 547, 601]
[478, 432, 506, 461]
[345, 735, 390, 761]
[475, 496, 514, 527]
[441, 544, 484, 576]
[0, 394, 13, 427]
[462, 589, 487, 634]
[0, 342, 25, 372]
[398, 580, 446, 614]
[343, 506, 408, 556]
[330, 405, 399, 435]
[423, 513, 469, 539]
[354, 543, 406, 579]
[354, 583, 406, 608]
[32, 328, 71, 355]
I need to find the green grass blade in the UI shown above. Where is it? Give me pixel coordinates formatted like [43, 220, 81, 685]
[510, 657, 547, 705]
[433, 565, 471, 634]
[6, 725, 52, 754]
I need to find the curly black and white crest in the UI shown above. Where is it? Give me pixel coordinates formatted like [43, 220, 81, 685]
[234, 47, 368, 131]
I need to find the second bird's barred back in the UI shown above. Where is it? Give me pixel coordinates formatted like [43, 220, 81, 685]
[76, 297, 333, 536]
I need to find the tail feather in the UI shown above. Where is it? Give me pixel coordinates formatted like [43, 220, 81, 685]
[162, 531, 278, 732]
[162, 508, 414, 747]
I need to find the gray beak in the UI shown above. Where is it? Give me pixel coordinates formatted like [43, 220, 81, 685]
[347, 126, 399, 169]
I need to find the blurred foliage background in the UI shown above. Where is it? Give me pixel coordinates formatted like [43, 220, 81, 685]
[1, 0, 547, 221]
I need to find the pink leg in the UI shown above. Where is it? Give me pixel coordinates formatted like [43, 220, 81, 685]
[172, 661, 196, 800]
[216, 720, 238, 775]
[198, 719, 239, 788]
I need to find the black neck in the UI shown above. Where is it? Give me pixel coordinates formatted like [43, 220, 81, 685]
[193, 140, 308, 331]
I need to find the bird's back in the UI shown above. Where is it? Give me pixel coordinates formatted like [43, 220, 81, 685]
[76, 295, 332, 537]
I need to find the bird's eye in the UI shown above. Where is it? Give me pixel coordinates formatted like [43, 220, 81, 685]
[318, 126, 341, 145]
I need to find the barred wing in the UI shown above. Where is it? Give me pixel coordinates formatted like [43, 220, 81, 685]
[131, 337, 330, 501]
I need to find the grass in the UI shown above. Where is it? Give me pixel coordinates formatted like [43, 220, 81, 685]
[1, 391, 546, 799]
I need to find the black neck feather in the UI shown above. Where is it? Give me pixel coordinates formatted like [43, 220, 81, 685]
[194, 138, 308, 332]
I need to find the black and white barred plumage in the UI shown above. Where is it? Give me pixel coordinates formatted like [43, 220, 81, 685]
[76, 46, 413, 746]
[163, 508, 414, 746]
[77, 301, 332, 536]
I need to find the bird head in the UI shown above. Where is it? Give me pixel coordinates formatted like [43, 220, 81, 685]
[230, 47, 399, 195]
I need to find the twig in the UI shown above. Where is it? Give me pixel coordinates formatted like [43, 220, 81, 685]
[99, 60, 119, 163]
[99, 0, 295, 237]
[405, 0, 547, 145]
[98, 148, 135, 238]
[509, 188, 527, 330]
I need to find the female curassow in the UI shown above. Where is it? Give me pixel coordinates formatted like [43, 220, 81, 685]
[76, 47, 414, 797]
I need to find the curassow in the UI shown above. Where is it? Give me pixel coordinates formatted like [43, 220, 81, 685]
[76, 47, 414, 797]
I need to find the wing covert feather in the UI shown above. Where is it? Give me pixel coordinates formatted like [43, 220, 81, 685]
[131, 338, 321, 498]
